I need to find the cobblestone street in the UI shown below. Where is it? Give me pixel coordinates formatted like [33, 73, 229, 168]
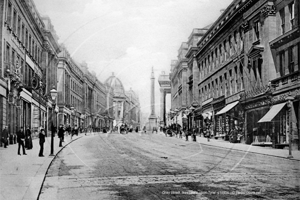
[39, 133, 300, 200]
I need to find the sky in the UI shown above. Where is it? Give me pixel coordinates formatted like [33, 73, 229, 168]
[34, 0, 233, 122]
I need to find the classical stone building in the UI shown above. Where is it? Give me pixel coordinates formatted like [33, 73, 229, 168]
[0, 0, 60, 143]
[239, 0, 299, 149]
[260, 0, 300, 149]
[57, 46, 84, 128]
[196, 0, 246, 139]
[167, 0, 299, 149]
[169, 43, 189, 128]
[186, 27, 209, 130]
[57, 48, 113, 132]
[124, 89, 140, 128]
[105, 73, 140, 129]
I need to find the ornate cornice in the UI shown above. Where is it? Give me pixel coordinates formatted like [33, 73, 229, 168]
[43, 41, 52, 53]
[241, 20, 249, 32]
[261, 4, 276, 18]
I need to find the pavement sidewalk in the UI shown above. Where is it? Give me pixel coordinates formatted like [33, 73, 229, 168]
[0, 133, 83, 200]
[159, 131, 300, 161]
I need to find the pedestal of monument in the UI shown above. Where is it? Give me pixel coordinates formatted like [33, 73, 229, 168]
[148, 115, 157, 131]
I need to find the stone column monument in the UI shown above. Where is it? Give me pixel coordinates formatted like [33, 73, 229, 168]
[148, 67, 157, 131]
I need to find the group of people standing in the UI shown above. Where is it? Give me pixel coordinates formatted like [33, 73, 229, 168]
[1, 123, 80, 158]
[115, 124, 139, 134]
[162, 125, 198, 142]
[1, 126, 33, 155]
[38, 124, 79, 157]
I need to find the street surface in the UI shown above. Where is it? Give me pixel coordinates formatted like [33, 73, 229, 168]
[39, 132, 300, 200]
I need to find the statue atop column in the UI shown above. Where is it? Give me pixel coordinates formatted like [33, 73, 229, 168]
[148, 67, 157, 131]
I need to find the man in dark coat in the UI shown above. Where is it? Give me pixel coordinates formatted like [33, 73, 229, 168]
[39, 127, 45, 157]
[2, 126, 8, 148]
[58, 124, 64, 147]
[25, 126, 33, 149]
[17, 127, 26, 155]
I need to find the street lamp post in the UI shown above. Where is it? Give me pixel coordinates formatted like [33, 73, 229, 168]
[49, 87, 57, 156]
[286, 95, 294, 159]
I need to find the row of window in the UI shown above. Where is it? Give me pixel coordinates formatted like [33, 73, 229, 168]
[71, 79, 83, 96]
[4, 42, 37, 87]
[200, 64, 244, 102]
[6, 1, 42, 65]
[279, 43, 300, 76]
[70, 94, 82, 111]
[199, 28, 244, 80]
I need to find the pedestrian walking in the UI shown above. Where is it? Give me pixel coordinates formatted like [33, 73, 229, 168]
[179, 127, 182, 138]
[17, 127, 26, 155]
[39, 127, 45, 157]
[58, 124, 64, 147]
[185, 128, 189, 141]
[25, 126, 33, 150]
[71, 125, 78, 139]
[135, 126, 139, 133]
[192, 126, 197, 142]
[1, 126, 9, 148]
[66, 124, 71, 136]
[143, 126, 146, 133]
[207, 128, 211, 142]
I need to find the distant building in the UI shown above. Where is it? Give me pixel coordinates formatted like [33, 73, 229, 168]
[57, 46, 84, 128]
[105, 73, 140, 129]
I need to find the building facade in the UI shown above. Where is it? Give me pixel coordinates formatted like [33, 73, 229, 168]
[196, 0, 245, 139]
[0, 0, 60, 143]
[264, 0, 300, 149]
[57, 46, 84, 128]
[168, 0, 300, 149]
[105, 73, 140, 129]
[185, 27, 209, 130]
[169, 43, 189, 129]
[0, 0, 120, 150]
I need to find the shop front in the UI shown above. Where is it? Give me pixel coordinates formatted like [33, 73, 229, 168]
[193, 108, 203, 134]
[212, 96, 225, 138]
[215, 101, 243, 140]
[257, 94, 300, 149]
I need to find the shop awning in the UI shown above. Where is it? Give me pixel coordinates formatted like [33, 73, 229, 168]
[258, 103, 286, 123]
[216, 101, 239, 115]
